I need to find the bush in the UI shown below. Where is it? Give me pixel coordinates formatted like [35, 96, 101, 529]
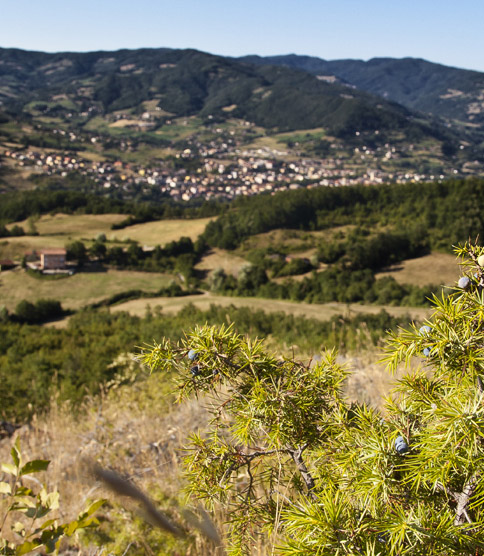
[0, 440, 103, 554]
[141, 242, 484, 554]
[15, 298, 64, 324]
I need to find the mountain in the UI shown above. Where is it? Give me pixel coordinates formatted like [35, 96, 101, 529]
[239, 55, 484, 129]
[0, 47, 455, 140]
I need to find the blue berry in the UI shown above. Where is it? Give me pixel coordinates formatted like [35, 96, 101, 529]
[190, 365, 200, 377]
[458, 276, 471, 289]
[423, 347, 431, 357]
[188, 349, 199, 361]
[419, 325, 432, 336]
[395, 436, 409, 454]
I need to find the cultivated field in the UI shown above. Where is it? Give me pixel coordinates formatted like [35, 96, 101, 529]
[0, 267, 174, 311]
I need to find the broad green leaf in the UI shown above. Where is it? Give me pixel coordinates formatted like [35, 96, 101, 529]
[0, 481, 11, 494]
[2, 463, 17, 475]
[39, 519, 56, 530]
[82, 499, 105, 517]
[11, 439, 21, 469]
[15, 540, 39, 556]
[65, 521, 78, 536]
[20, 460, 50, 476]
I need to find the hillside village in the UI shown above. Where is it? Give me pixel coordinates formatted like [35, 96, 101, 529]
[2, 137, 475, 202]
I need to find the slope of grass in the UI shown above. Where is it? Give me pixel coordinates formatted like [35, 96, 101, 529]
[0, 267, 174, 311]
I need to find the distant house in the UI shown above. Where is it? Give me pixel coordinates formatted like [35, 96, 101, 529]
[39, 248, 67, 270]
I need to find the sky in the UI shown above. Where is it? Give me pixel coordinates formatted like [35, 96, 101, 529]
[2, 0, 484, 72]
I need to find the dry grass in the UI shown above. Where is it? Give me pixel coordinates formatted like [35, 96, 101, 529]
[376, 252, 460, 287]
[194, 248, 248, 277]
[108, 292, 431, 322]
[0, 371, 222, 554]
[0, 267, 173, 311]
[107, 217, 214, 247]
[9, 213, 125, 237]
[0, 335, 412, 554]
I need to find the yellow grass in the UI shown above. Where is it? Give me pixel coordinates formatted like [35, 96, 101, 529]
[3, 215, 213, 260]
[376, 252, 460, 287]
[194, 248, 248, 276]
[11, 213, 126, 237]
[109, 292, 431, 322]
[108, 217, 213, 246]
[0, 267, 173, 311]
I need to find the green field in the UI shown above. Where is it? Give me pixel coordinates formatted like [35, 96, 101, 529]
[0, 267, 174, 311]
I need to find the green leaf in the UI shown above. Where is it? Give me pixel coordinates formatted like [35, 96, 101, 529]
[39, 519, 56, 531]
[15, 540, 39, 556]
[64, 520, 78, 536]
[2, 463, 17, 475]
[82, 499, 105, 517]
[20, 460, 50, 476]
[0, 481, 11, 494]
[11, 439, 21, 469]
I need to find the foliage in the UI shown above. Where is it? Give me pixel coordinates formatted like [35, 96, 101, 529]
[141, 242, 484, 554]
[203, 177, 484, 252]
[14, 299, 64, 325]
[0, 439, 103, 555]
[0, 187, 223, 225]
[0, 304, 405, 421]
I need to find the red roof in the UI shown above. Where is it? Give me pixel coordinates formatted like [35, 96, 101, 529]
[39, 248, 67, 255]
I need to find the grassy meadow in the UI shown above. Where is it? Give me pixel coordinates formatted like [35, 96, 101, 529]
[2, 214, 214, 260]
[0, 267, 174, 311]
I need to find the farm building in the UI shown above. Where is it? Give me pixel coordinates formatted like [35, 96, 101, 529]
[39, 248, 67, 270]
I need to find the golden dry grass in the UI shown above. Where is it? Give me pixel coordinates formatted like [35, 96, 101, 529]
[0, 267, 173, 311]
[3, 215, 213, 260]
[194, 248, 248, 276]
[11, 213, 126, 237]
[0, 335, 412, 554]
[107, 217, 214, 247]
[109, 292, 430, 322]
[376, 252, 460, 287]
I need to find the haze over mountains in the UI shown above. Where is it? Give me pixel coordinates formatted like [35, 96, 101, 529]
[1, 46, 484, 145]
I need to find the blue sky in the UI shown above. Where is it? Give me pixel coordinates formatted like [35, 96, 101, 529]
[2, 0, 484, 71]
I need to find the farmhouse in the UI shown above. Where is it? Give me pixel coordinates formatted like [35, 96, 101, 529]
[39, 248, 67, 270]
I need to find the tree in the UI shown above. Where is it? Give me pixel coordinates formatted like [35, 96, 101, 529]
[66, 240, 87, 265]
[141, 242, 484, 555]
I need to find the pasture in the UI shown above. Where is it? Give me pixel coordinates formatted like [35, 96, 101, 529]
[3, 214, 213, 260]
[0, 267, 174, 311]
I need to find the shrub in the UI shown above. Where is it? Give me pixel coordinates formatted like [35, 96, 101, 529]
[141, 242, 484, 554]
[0, 440, 103, 554]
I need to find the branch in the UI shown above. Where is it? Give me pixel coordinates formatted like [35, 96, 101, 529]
[454, 475, 477, 526]
[289, 444, 317, 501]
[436, 475, 478, 525]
